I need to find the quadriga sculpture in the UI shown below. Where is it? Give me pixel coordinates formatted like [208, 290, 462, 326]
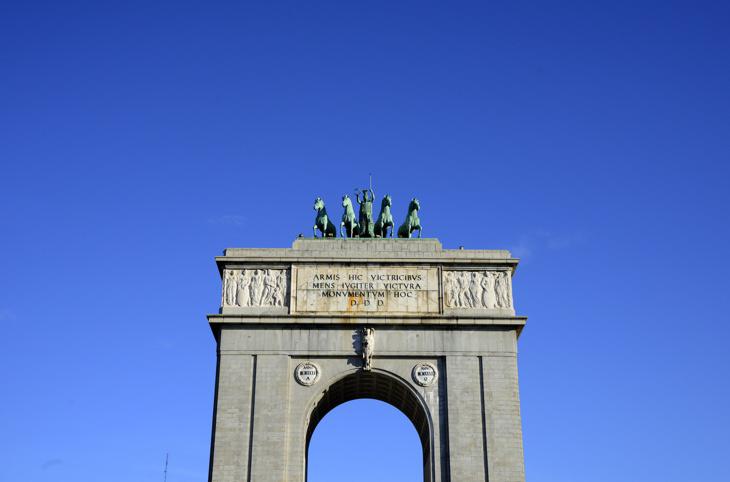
[313, 197, 337, 237]
[374, 194, 394, 238]
[397, 198, 422, 238]
[340, 195, 359, 238]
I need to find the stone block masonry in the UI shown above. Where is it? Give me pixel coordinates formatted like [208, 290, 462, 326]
[207, 238, 527, 482]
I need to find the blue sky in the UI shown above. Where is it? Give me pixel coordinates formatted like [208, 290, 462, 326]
[1, 1, 729, 481]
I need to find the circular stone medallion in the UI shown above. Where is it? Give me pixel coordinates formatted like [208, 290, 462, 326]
[294, 362, 320, 386]
[412, 362, 438, 387]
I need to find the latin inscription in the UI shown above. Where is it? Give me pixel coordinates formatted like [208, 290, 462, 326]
[293, 266, 439, 315]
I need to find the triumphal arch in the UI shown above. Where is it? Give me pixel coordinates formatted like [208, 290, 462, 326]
[207, 237, 527, 482]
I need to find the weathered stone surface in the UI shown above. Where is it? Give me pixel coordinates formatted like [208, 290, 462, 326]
[207, 238, 527, 482]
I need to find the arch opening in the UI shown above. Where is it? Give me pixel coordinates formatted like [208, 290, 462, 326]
[305, 370, 433, 482]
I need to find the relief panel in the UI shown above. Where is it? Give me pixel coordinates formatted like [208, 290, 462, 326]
[222, 268, 289, 308]
[443, 270, 513, 310]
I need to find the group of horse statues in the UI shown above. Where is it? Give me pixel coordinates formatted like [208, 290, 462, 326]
[313, 189, 422, 238]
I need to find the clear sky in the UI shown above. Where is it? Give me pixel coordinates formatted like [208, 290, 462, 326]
[1, 1, 729, 481]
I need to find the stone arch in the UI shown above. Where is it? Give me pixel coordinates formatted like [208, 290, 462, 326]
[305, 369, 435, 482]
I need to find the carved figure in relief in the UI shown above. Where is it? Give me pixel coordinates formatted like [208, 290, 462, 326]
[495, 271, 512, 308]
[272, 272, 285, 306]
[397, 198, 422, 238]
[468, 272, 481, 309]
[362, 327, 375, 371]
[224, 270, 237, 306]
[374, 194, 394, 238]
[261, 272, 276, 305]
[235, 272, 249, 306]
[248, 270, 262, 305]
[444, 271, 457, 307]
[356, 188, 376, 238]
[313, 197, 337, 237]
[480, 271, 496, 309]
[455, 273, 468, 307]
[340, 195, 359, 238]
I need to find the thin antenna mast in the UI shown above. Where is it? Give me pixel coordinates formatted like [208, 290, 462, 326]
[369, 173, 372, 192]
[163, 453, 168, 482]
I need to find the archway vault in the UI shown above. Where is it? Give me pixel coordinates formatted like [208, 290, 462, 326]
[306, 369, 433, 480]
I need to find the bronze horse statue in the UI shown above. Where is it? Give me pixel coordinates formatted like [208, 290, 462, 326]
[374, 194, 394, 238]
[313, 197, 336, 237]
[397, 198, 422, 238]
[340, 194, 359, 238]
[356, 188, 375, 238]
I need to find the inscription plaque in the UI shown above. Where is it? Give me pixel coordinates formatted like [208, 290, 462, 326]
[294, 362, 320, 386]
[292, 265, 439, 315]
[412, 363, 438, 386]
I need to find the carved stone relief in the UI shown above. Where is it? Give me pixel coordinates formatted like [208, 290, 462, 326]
[443, 270, 513, 309]
[222, 269, 289, 308]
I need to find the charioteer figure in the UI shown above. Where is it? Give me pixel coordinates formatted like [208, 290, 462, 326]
[356, 188, 375, 238]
